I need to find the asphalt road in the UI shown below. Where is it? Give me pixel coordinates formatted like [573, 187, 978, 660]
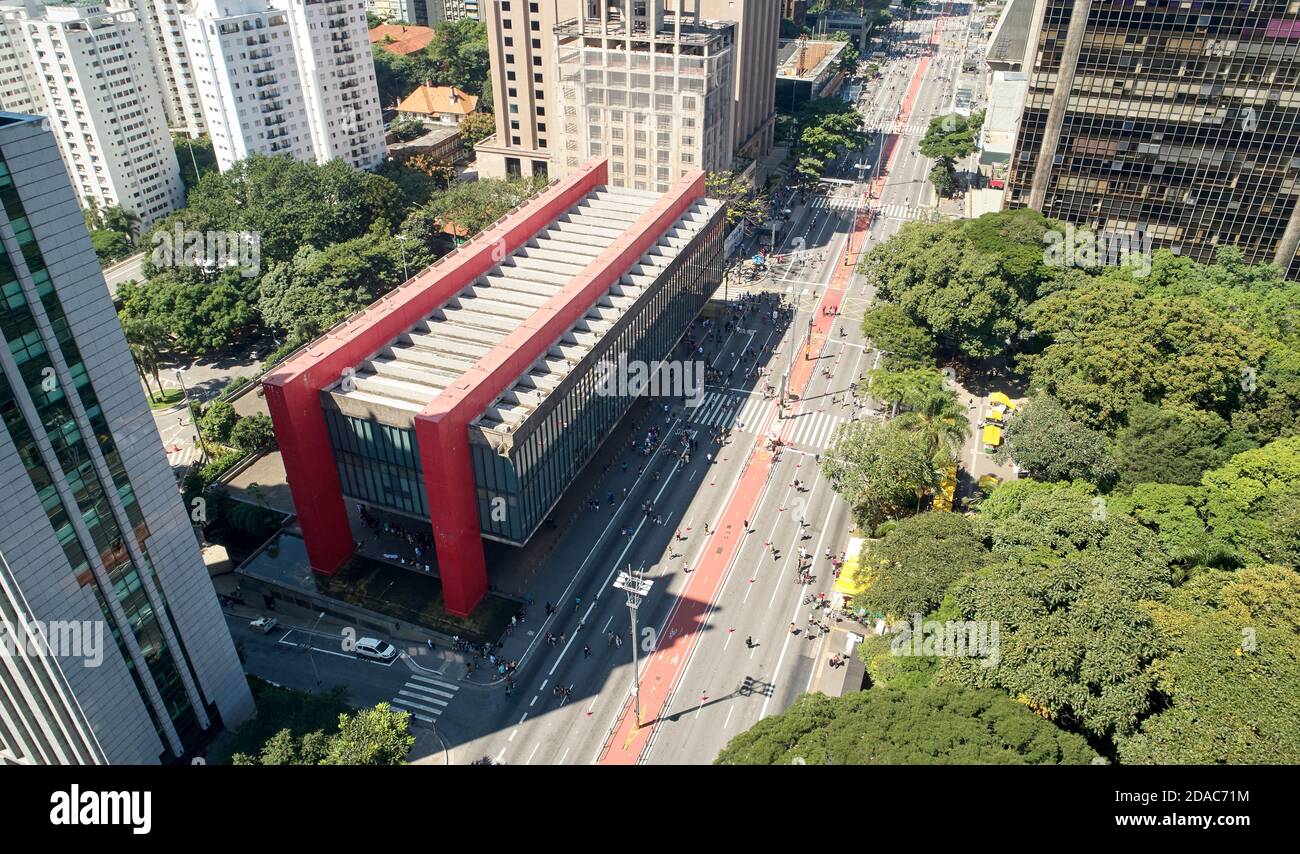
[417, 5, 972, 765]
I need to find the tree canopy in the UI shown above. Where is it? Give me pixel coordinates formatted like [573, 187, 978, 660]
[716, 687, 1097, 765]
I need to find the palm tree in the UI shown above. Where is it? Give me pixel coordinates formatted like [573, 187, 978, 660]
[894, 385, 970, 466]
[122, 317, 168, 402]
[102, 206, 142, 246]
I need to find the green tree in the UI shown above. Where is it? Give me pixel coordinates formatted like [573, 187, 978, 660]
[423, 19, 489, 97]
[1026, 280, 1261, 431]
[1119, 565, 1300, 764]
[199, 400, 239, 445]
[257, 225, 422, 342]
[458, 111, 496, 148]
[117, 270, 256, 358]
[230, 414, 276, 454]
[414, 175, 545, 242]
[860, 210, 1061, 360]
[795, 155, 827, 187]
[174, 135, 217, 191]
[90, 229, 132, 263]
[995, 395, 1117, 488]
[822, 420, 940, 530]
[102, 206, 141, 246]
[860, 303, 936, 370]
[893, 383, 970, 465]
[927, 159, 957, 196]
[121, 316, 169, 402]
[945, 481, 1173, 743]
[857, 512, 988, 618]
[861, 366, 943, 413]
[1112, 402, 1242, 492]
[706, 171, 768, 226]
[320, 703, 415, 766]
[918, 113, 981, 161]
[715, 687, 1097, 765]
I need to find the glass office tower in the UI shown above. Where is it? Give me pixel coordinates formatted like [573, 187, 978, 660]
[1004, 0, 1300, 274]
[0, 113, 251, 765]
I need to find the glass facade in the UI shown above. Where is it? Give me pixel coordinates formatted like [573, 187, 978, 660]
[324, 207, 727, 546]
[0, 153, 199, 757]
[1005, 1, 1300, 272]
[474, 211, 726, 543]
[324, 408, 428, 518]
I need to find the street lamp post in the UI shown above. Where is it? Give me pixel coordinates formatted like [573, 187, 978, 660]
[174, 368, 209, 464]
[305, 611, 326, 688]
[397, 234, 409, 281]
[613, 570, 653, 728]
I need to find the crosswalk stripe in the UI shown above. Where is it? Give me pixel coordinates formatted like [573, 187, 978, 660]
[406, 679, 457, 699]
[390, 704, 435, 724]
[397, 690, 449, 711]
[388, 674, 461, 722]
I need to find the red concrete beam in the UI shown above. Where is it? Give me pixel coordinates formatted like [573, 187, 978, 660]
[418, 170, 708, 616]
[262, 160, 608, 579]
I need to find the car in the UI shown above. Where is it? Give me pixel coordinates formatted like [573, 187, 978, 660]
[249, 616, 278, 634]
[354, 637, 399, 661]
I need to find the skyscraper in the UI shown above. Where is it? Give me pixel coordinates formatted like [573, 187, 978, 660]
[477, 0, 777, 185]
[0, 113, 252, 765]
[1003, 0, 1300, 274]
[5, 1, 185, 228]
[184, 0, 387, 173]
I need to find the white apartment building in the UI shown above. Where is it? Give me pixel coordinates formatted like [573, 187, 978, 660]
[0, 4, 40, 114]
[109, 0, 208, 136]
[14, 1, 184, 227]
[366, 0, 478, 24]
[184, 0, 385, 173]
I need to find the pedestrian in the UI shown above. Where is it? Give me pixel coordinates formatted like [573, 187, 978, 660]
[583, 644, 591, 659]
[745, 635, 755, 649]
[545, 601, 555, 616]
[558, 632, 566, 644]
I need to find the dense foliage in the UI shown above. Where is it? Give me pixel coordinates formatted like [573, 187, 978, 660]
[716, 687, 1098, 765]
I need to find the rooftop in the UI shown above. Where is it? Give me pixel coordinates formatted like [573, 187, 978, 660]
[776, 39, 847, 82]
[326, 184, 722, 434]
[369, 24, 436, 56]
[397, 84, 479, 117]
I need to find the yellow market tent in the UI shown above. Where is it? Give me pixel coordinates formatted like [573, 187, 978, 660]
[982, 424, 1003, 448]
[988, 392, 1016, 411]
[833, 537, 869, 597]
[984, 409, 1005, 423]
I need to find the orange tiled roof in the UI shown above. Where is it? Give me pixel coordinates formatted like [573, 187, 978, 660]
[368, 24, 435, 56]
[396, 84, 479, 117]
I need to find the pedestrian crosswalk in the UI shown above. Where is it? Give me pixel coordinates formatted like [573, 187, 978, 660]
[875, 202, 933, 222]
[389, 672, 461, 724]
[810, 196, 933, 223]
[811, 195, 867, 213]
[166, 443, 197, 468]
[862, 120, 934, 137]
[687, 391, 771, 431]
[780, 410, 851, 451]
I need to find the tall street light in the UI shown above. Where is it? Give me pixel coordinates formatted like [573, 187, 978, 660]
[174, 368, 209, 464]
[397, 234, 410, 281]
[613, 569, 653, 728]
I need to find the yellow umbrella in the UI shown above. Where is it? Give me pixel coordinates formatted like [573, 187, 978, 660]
[988, 392, 1016, 411]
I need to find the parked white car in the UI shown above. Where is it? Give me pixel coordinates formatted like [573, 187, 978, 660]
[249, 616, 278, 634]
[354, 637, 399, 661]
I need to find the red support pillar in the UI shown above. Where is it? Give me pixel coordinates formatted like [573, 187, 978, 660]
[263, 377, 352, 575]
[415, 408, 487, 617]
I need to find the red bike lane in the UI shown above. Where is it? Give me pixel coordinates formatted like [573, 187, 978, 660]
[597, 9, 948, 764]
